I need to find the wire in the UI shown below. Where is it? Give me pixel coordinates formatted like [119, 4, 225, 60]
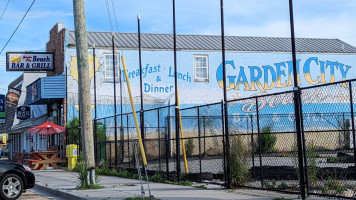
[0, 0, 36, 54]
[104, 0, 113, 32]
[110, 0, 119, 31]
[0, 0, 10, 22]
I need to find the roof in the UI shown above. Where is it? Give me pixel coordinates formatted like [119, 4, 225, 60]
[11, 114, 47, 133]
[68, 31, 356, 53]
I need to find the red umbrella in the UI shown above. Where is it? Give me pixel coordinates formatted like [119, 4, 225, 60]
[28, 121, 65, 135]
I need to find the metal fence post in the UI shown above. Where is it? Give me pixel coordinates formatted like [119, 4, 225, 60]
[203, 116, 206, 154]
[348, 81, 356, 175]
[299, 91, 309, 194]
[255, 97, 264, 188]
[250, 115, 255, 178]
[221, 100, 227, 186]
[289, 1, 306, 198]
[127, 114, 130, 169]
[166, 116, 171, 180]
[158, 109, 161, 172]
[109, 141, 112, 166]
[198, 107, 202, 182]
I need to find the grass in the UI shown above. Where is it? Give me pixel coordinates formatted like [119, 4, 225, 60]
[326, 156, 338, 163]
[96, 164, 193, 187]
[273, 198, 293, 200]
[76, 184, 105, 190]
[124, 197, 159, 200]
[194, 185, 207, 189]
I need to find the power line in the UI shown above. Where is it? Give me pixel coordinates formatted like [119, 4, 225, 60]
[104, 0, 113, 32]
[0, 0, 36, 54]
[0, 0, 10, 22]
[110, 0, 119, 31]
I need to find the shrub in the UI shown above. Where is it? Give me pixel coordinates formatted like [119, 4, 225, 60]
[185, 139, 195, 157]
[277, 182, 288, 190]
[76, 161, 89, 188]
[230, 136, 250, 187]
[259, 126, 276, 153]
[307, 142, 318, 188]
[326, 156, 338, 163]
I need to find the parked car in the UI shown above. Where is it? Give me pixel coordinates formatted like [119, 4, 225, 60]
[0, 161, 35, 200]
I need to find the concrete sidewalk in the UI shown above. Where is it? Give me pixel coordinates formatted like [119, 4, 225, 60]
[32, 169, 324, 200]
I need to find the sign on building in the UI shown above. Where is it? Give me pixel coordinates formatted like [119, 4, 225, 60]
[16, 106, 31, 120]
[6, 52, 54, 71]
[6, 88, 21, 106]
[0, 95, 5, 124]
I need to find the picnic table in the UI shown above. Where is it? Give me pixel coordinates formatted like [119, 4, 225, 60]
[24, 151, 65, 170]
[13, 152, 32, 163]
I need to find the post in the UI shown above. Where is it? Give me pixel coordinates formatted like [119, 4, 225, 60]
[221, 100, 226, 186]
[220, 0, 231, 188]
[138, 14, 145, 148]
[299, 96, 309, 193]
[255, 97, 264, 188]
[112, 33, 118, 168]
[289, 0, 306, 198]
[348, 81, 356, 175]
[172, 0, 181, 182]
[158, 109, 161, 172]
[250, 115, 255, 177]
[198, 107, 202, 182]
[72, 0, 95, 167]
[166, 115, 170, 180]
[119, 36, 124, 163]
[93, 44, 98, 163]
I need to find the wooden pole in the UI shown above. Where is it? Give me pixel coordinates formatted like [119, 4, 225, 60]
[72, 0, 95, 167]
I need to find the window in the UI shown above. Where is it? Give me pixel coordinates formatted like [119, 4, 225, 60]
[104, 54, 119, 79]
[194, 55, 209, 82]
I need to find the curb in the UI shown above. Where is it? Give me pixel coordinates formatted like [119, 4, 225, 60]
[34, 184, 88, 200]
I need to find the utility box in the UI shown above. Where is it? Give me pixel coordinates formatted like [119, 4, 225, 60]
[66, 144, 78, 170]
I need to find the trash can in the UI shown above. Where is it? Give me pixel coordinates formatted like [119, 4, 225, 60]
[66, 144, 78, 170]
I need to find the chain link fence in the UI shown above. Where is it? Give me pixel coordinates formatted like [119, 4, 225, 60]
[66, 79, 356, 199]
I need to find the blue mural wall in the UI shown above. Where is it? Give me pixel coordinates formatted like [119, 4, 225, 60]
[65, 44, 356, 134]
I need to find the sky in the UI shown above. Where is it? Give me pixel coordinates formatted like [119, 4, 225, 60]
[0, 0, 356, 93]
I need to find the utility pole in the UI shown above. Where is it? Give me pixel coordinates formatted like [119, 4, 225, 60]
[73, 0, 95, 167]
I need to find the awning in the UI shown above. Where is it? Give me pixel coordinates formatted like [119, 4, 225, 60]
[11, 114, 47, 133]
[26, 76, 66, 105]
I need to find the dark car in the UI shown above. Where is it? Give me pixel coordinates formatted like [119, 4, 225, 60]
[0, 161, 35, 200]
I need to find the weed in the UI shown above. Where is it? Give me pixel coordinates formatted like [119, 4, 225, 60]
[264, 180, 276, 189]
[194, 185, 207, 189]
[277, 182, 288, 190]
[124, 197, 159, 200]
[306, 141, 318, 188]
[273, 198, 293, 200]
[326, 156, 338, 163]
[179, 180, 193, 186]
[185, 139, 195, 157]
[230, 136, 250, 187]
[259, 126, 277, 153]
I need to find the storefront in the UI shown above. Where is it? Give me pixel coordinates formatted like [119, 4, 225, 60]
[26, 76, 66, 155]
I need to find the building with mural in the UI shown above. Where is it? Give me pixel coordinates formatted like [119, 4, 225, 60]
[56, 23, 356, 120]
[5, 22, 356, 155]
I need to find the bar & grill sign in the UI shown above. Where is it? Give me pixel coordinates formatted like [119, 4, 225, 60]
[16, 106, 31, 120]
[6, 52, 54, 71]
[0, 94, 5, 124]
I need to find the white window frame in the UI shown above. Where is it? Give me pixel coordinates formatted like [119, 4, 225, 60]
[104, 54, 120, 80]
[193, 55, 209, 82]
